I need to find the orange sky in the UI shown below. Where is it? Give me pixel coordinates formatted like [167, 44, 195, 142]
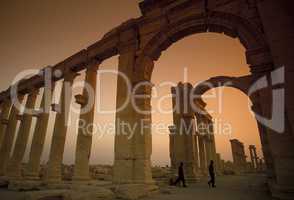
[0, 0, 262, 166]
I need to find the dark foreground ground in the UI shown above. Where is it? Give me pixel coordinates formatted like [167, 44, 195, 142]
[147, 174, 271, 200]
[0, 174, 271, 200]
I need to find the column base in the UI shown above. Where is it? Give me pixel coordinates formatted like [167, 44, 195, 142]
[6, 167, 22, 181]
[72, 176, 91, 182]
[45, 176, 62, 185]
[8, 180, 44, 191]
[114, 183, 159, 200]
[25, 173, 41, 181]
[113, 159, 155, 185]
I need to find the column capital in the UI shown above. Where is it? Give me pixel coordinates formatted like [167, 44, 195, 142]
[64, 70, 80, 82]
[10, 94, 25, 104]
[86, 59, 101, 71]
[31, 109, 42, 118]
[23, 87, 40, 97]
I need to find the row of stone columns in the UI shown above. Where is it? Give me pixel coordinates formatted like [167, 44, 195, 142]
[195, 109, 218, 175]
[26, 84, 54, 180]
[6, 89, 39, 180]
[170, 83, 199, 181]
[0, 95, 24, 176]
[0, 100, 12, 148]
[169, 82, 219, 179]
[0, 61, 100, 184]
[230, 139, 247, 173]
[248, 145, 265, 172]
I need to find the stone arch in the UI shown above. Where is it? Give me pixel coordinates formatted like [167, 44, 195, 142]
[192, 74, 275, 182]
[134, 11, 272, 81]
[125, 10, 275, 186]
[144, 11, 266, 60]
[193, 75, 254, 97]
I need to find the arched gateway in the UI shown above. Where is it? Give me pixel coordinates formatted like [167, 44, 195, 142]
[193, 75, 276, 180]
[0, 1, 293, 199]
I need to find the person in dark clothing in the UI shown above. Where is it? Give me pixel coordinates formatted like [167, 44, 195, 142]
[174, 162, 187, 187]
[208, 160, 216, 188]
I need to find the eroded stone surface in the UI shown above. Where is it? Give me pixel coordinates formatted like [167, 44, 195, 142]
[114, 184, 159, 200]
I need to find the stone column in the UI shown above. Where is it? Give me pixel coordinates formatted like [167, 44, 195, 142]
[256, 2, 294, 198]
[216, 153, 222, 175]
[230, 139, 247, 173]
[168, 125, 176, 173]
[170, 83, 199, 181]
[240, 142, 247, 172]
[113, 50, 137, 184]
[46, 70, 78, 183]
[198, 135, 206, 174]
[194, 102, 214, 172]
[131, 80, 154, 184]
[113, 52, 154, 185]
[73, 61, 99, 181]
[251, 101, 275, 178]
[182, 114, 199, 181]
[205, 136, 212, 166]
[258, 159, 264, 172]
[249, 145, 256, 170]
[230, 139, 240, 173]
[196, 113, 208, 174]
[26, 85, 55, 180]
[0, 95, 24, 176]
[0, 100, 12, 148]
[220, 160, 225, 173]
[208, 119, 217, 169]
[7, 89, 39, 179]
[252, 146, 259, 170]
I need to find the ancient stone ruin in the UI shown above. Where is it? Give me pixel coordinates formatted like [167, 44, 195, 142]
[0, 0, 293, 199]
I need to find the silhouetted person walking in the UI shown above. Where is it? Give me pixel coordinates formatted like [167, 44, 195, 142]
[208, 160, 216, 188]
[174, 162, 187, 187]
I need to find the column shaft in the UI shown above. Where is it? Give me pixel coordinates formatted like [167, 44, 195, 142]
[46, 71, 78, 183]
[0, 96, 24, 176]
[253, 147, 259, 170]
[73, 62, 99, 181]
[0, 100, 12, 148]
[198, 135, 206, 173]
[113, 52, 154, 184]
[26, 86, 54, 179]
[7, 90, 39, 179]
[249, 146, 255, 170]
